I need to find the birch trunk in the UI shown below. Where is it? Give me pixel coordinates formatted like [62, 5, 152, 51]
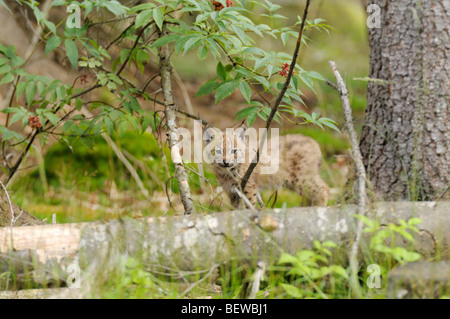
[158, 24, 196, 215]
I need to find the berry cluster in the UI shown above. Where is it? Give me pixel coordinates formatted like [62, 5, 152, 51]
[278, 63, 295, 77]
[80, 73, 93, 84]
[212, 0, 233, 11]
[28, 115, 42, 129]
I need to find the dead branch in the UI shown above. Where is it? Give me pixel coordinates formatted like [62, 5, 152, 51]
[329, 60, 368, 298]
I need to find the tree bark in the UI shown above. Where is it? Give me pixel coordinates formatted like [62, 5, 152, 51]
[158, 24, 196, 215]
[360, 0, 449, 200]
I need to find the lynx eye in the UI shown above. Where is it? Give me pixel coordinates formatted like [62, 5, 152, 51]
[215, 149, 222, 155]
[231, 148, 238, 154]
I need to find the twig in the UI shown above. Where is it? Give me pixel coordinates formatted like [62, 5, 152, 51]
[241, 0, 311, 191]
[179, 264, 219, 298]
[0, 181, 14, 227]
[232, 186, 255, 210]
[116, 20, 154, 76]
[174, 108, 210, 127]
[329, 60, 367, 299]
[247, 261, 266, 299]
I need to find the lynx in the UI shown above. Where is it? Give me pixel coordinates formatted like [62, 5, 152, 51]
[204, 125, 329, 208]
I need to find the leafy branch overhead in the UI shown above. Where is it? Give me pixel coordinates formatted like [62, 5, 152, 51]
[0, 0, 339, 187]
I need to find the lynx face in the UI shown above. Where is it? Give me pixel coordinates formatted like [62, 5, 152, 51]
[204, 127, 248, 169]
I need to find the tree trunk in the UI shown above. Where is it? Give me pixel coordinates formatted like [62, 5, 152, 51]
[360, 0, 449, 200]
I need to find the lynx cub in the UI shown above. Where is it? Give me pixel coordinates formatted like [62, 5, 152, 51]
[204, 125, 329, 208]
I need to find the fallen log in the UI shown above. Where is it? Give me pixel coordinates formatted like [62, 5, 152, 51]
[0, 288, 70, 299]
[0, 202, 448, 291]
[388, 261, 450, 299]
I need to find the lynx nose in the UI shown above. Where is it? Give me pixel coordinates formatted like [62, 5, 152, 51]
[219, 160, 232, 168]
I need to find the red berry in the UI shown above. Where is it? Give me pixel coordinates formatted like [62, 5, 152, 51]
[28, 115, 42, 129]
[212, 1, 224, 11]
[278, 63, 294, 77]
[212, 0, 232, 11]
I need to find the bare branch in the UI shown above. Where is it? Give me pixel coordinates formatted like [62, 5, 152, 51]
[329, 60, 367, 299]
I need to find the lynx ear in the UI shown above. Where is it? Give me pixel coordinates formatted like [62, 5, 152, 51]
[203, 127, 219, 144]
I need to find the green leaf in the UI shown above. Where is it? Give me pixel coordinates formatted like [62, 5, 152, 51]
[281, 284, 304, 299]
[43, 20, 57, 34]
[153, 7, 164, 31]
[118, 120, 128, 138]
[64, 39, 79, 70]
[318, 117, 341, 133]
[151, 34, 180, 48]
[26, 82, 36, 105]
[62, 121, 74, 133]
[128, 3, 155, 14]
[234, 106, 259, 120]
[408, 217, 423, 226]
[0, 126, 24, 141]
[10, 56, 24, 67]
[0, 64, 11, 74]
[183, 37, 202, 54]
[9, 111, 25, 126]
[45, 36, 62, 55]
[300, 74, 315, 92]
[197, 45, 208, 61]
[104, 116, 114, 136]
[216, 61, 227, 82]
[0, 73, 14, 86]
[215, 80, 239, 103]
[141, 115, 151, 134]
[246, 112, 257, 127]
[195, 80, 219, 97]
[135, 9, 152, 28]
[44, 112, 60, 126]
[238, 81, 252, 103]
